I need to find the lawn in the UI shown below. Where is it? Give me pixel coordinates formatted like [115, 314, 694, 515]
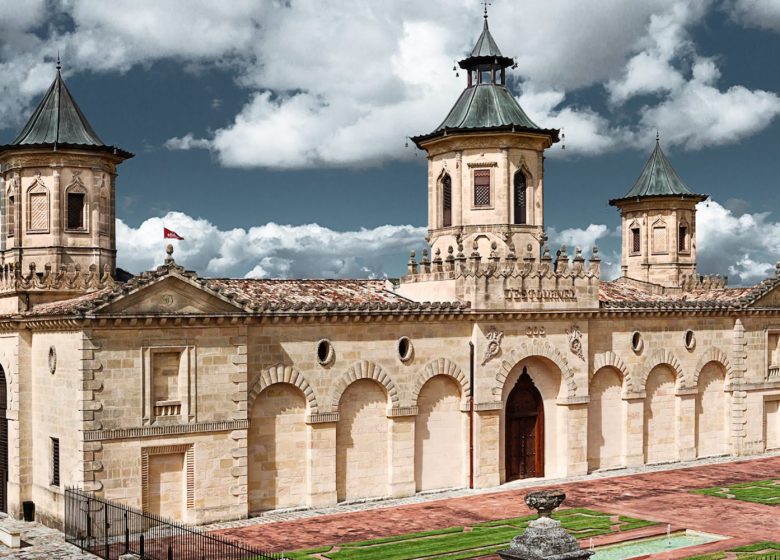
[686, 541, 780, 560]
[282, 508, 655, 560]
[691, 479, 780, 506]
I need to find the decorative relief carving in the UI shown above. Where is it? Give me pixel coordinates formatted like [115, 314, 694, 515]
[566, 325, 585, 361]
[481, 326, 504, 365]
[0, 262, 115, 293]
[526, 326, 546, 337]
[467, 161, 499, 168]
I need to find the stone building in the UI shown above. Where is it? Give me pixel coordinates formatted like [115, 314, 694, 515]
[1, 17, 780, 528]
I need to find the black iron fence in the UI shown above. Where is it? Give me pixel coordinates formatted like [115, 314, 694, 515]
[64, 487, 282, 560]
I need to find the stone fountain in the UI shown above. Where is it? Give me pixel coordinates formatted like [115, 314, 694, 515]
[497, 490, 594, 560]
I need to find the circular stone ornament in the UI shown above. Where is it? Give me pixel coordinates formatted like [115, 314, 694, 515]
[631, 331, 643, 354]
[684, 330, 696, 350]
[48, 346, 57, 374]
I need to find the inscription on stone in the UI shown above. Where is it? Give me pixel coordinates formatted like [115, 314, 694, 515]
[505, 289, 577, 302]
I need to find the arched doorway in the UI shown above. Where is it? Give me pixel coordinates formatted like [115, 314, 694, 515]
[0, 366, 7, 513]
[505, 369, 544, 480]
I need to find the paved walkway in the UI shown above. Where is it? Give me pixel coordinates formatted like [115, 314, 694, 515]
[213, 455, 780, 558]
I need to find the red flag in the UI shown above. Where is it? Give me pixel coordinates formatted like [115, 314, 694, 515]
[164, 227, 184, 240]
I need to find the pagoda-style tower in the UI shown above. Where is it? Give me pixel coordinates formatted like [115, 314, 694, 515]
[411, 12, 559, 260]
[609, 138, 707, 287]
[0, 63, 132, 308]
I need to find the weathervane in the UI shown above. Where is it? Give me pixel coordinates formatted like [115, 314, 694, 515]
[482, 1, 492, 18]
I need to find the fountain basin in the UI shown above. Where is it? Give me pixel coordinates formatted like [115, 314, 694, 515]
[591, 530, 727, 560]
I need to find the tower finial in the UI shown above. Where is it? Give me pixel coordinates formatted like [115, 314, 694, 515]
[482, 1, 491, 20]
[656, 129, 660, 143]
[56, 50, 61, 71]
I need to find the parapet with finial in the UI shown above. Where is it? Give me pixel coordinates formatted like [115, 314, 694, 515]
[0, 261, 115, 294]
[399, 244, 601, 310]
[679, 273, 728, 291]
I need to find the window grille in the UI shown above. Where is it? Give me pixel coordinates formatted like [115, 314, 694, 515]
[442, 175, 452, 227]
[67, 192, 86, 230]
[29, 192, 48, 231]
[7, 196, 14, 237]
[631, 228, 640, 253]
[473, 169, 491, 207]
[678, 225, 688, 252]
[51, 437, 60, 487]
[514, 172, 526, 224]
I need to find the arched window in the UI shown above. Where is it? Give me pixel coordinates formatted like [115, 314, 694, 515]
[514, 171, 527, 225]
[27, 181, 49, 233]
[65, 183, 88, 232]
[441, 174, 452, 227]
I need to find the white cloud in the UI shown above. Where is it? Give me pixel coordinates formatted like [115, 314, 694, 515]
[729, 0, 780, 31]
[116, 212, 425, 279]
[696, 200, 780, 284]
[1, 1, 778, 166]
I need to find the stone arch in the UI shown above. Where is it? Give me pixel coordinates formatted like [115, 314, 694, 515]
[248, 364, 319, 414]
[411, 358, 469, 407]
[330, 361, 399, 412]
[591, 351, 629, 381]
[633, 349, 685, 393]
[694, 348, 734, 386]
[494, 340, 575, 400]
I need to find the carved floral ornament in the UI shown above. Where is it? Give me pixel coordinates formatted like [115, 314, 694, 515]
[566, 324, 585, 361]
[481, 326, 504, 365]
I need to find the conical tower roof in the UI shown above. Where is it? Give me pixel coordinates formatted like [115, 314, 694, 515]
[0, 65, 133, 159]
[411, 14, 558, 147]
[610, 138, 706, 205]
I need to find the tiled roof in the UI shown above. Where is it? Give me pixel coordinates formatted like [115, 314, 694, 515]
[21, 263, 469, 317]
[598, 277, 777, 310]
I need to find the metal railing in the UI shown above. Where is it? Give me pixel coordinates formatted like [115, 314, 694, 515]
[64, 487, 282, 560]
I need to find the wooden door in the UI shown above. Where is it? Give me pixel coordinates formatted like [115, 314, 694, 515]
[505, 370, 544, 480]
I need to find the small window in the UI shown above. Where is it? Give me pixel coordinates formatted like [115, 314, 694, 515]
[678, 225, 688, 252]
[99, 186, 110, 235]
[684, 330, 695, 350]
[29, 192, 49, 231]
[631, 331, 643, 353]
[473, 169, 491, 207]
[652, 224, 667, 254]
[7, 195, 14, 237]
[398, 336, 413, 362]
[316, 339, 334, 366]
[514, 171, 527, 225]
[51, 437, 60, 487]
[67, 191, 86, 230]
[442, 174, 452, 227]
[631, 228, 640, 253]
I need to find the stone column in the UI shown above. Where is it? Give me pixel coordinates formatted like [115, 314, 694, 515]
[306, 418, 337, 508]
[676, 390, 697, 461]
[473, 404, 501, 488]
[623, 396, 645, 467]
[562, 400, 588, 476]
[501, 148, 510, 223]
[387, 411, 416, 498]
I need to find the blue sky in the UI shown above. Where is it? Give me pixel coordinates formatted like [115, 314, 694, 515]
[1, 1, 779, 283]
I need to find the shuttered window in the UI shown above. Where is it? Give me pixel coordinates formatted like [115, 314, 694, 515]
[678, 225, 688, 252]
[29, 192, 48, 231]
[7, 196, 14, 237]
[473, 169, 491, 207]
[631, 228, 641, 253]
[442, 175, 452, 227]
[51, 437, 60, 487]
[514, 172, 526, 224]
[67, 192, 86, 230]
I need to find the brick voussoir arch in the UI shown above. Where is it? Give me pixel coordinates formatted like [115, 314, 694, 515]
[591, 351, 630, 382]
[492, 340, 576, 401]
[411, 358, 470, 406]
[248, 364, 319, 414]
[634, 349, 686, 392]
[693, 348, 734, 386]
[330, 360, 399, 413]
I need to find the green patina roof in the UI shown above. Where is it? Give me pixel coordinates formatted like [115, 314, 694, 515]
[471, 18, 503, 58]
[1, 67, 133, 159]
[13, 69, 104, 146]
[610, 139, 706, 205]
[435, 83, 541, 131]
[412, 17, 559, 145]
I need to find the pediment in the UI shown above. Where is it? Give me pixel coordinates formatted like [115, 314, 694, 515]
[99, 276, 243, 315]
